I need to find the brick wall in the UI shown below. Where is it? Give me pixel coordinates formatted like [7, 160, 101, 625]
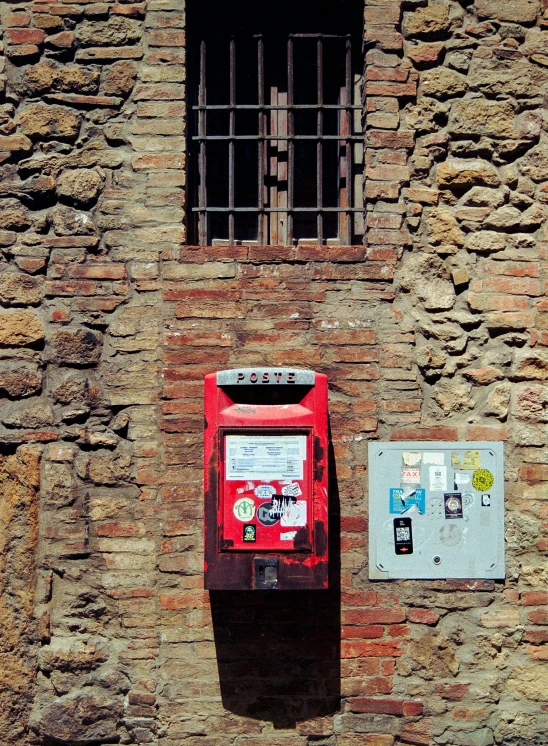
[0, 0, 547, 744]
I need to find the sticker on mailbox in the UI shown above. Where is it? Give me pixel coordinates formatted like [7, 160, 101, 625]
[280, 500, 307, 527]
[233, 497, 255, 522]
[225, 435, 306, 480]
[390, 488, 426, 515]
[472, 468, 494, 491]
[255, 484, 276, 499]
[243, 524, 256, 542]
[444, 493, 463, 519]
[281, 482, 302, 498]
[257, 502, 279, 527]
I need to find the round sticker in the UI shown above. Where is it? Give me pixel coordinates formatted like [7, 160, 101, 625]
[257, 502, 278, 527]
[472, 468, 494, 492]
[255, 484, 276, 499]
[233, 497, 255, 522]
[446, 497, 461, 513]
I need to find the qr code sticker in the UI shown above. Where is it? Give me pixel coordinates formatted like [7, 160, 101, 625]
[396, 526, 410, 542]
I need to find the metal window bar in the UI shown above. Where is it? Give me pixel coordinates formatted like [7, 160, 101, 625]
[198, 40, 207, 246]
[192, 33, 361, 245]
[229, 37, 236, 244]
[317, 37, 323, 246]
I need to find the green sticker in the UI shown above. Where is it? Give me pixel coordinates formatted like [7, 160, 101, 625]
[472, 468, 494, 491]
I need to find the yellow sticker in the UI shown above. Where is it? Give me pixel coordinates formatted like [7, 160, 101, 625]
[463, 450, 481, 470]
[451, 454, 464, 469]
[472, 468, 494, 491]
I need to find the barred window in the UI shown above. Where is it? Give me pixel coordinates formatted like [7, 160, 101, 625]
[187, 0, 364, 246]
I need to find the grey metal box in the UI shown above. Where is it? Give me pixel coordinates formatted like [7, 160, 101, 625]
[368, 441, 505, 580]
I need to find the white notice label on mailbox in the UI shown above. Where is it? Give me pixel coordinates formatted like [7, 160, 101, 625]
[225, 435, 306, 480]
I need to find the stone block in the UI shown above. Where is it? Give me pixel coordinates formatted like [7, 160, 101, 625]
[403, 5, 450, 37]
[57, 169, 104, 207]
[475, 0, 539, 23]
[0, 311, 44, 346]
[0, 367, 42, 398]
[0, 199, 31, 231]
[437, 159, 501, 189]
[49, 328, 103, 366]
[2, 399, 54, 429]
[421, 67, 467, 98]
[0, 272, 42, 305]
[18, 104, 82, 140]
[76, 17, 142, 46]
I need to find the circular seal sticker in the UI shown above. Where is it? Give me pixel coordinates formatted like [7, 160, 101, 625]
[254, 484, 276, 499]
[233, 497, 255, 522]
[257, 502, 278, 527]
[472, 468, 494, 492]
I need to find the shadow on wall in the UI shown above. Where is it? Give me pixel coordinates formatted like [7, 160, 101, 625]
[209, 437, 341, 728]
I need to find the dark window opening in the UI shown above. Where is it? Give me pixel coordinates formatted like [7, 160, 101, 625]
[187, 0, 364, 246]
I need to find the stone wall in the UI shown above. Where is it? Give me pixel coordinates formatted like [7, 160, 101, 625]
[0, 0, 547, 744]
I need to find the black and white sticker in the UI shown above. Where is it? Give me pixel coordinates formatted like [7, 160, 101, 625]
[394, 517, 413, 555]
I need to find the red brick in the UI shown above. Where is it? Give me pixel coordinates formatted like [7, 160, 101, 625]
[486, 312, 535, 330]
[44, 280, 97, 296]
[132, 153, 185, 170]
[408, 608, 439, 625]
[364, 6, 401, 24]
[434, 683, 469, 701]
[367, 213, 403, 229]
[403, 701, 425, 716]
[160, 591, 208, 610]
[349, 697, 405, 715]
[6, 28, 45, 44]
[483, 276, 543, 296]
[5, 11, 31, 26]
[343, 608, 406, 625]
[366, 181, 401, 199]
[134, 83, 186, 101]
[367, 130, 415, 148]
[467, 292, 528, 311]
[341, 640, 404, 658]
[70, 263, 126, 279]
[526, 644, 548, 660]
[342, 625, 384, 639]
[523, 629, 548, 644]
[483, 260, 540, 278]
[112, 3, 146, 15]
[341, 516, 368, 533]
[95, 522, 145, 537]
[364, 29, 403, 51]
[528, 608, 548, 625]
[367, 247, 399, 261]
[520, 464, 548, 481]
[408, 42, 444, 64]
[366, 81, 417, 96]
[387, 624, 410, 638]
[128, 692, 156, 706]
[367, 228, 410, 245]
[366, 165, 410, 181]
[341, 590, 378, 606]
[367, 67, 410, 82]
[391, 426, 458, 441]
[149, 29, 186, 46]
[521, 591, 548, 606]
[466, 425, 508, 441]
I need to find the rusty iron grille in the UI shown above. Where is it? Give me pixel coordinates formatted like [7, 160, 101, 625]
[189, 31, 364, 246]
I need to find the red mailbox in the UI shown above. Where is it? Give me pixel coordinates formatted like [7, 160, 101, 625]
[204, 368, 328, 590]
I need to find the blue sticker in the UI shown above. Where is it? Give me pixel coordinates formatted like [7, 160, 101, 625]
[390, 488, 426, 515]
